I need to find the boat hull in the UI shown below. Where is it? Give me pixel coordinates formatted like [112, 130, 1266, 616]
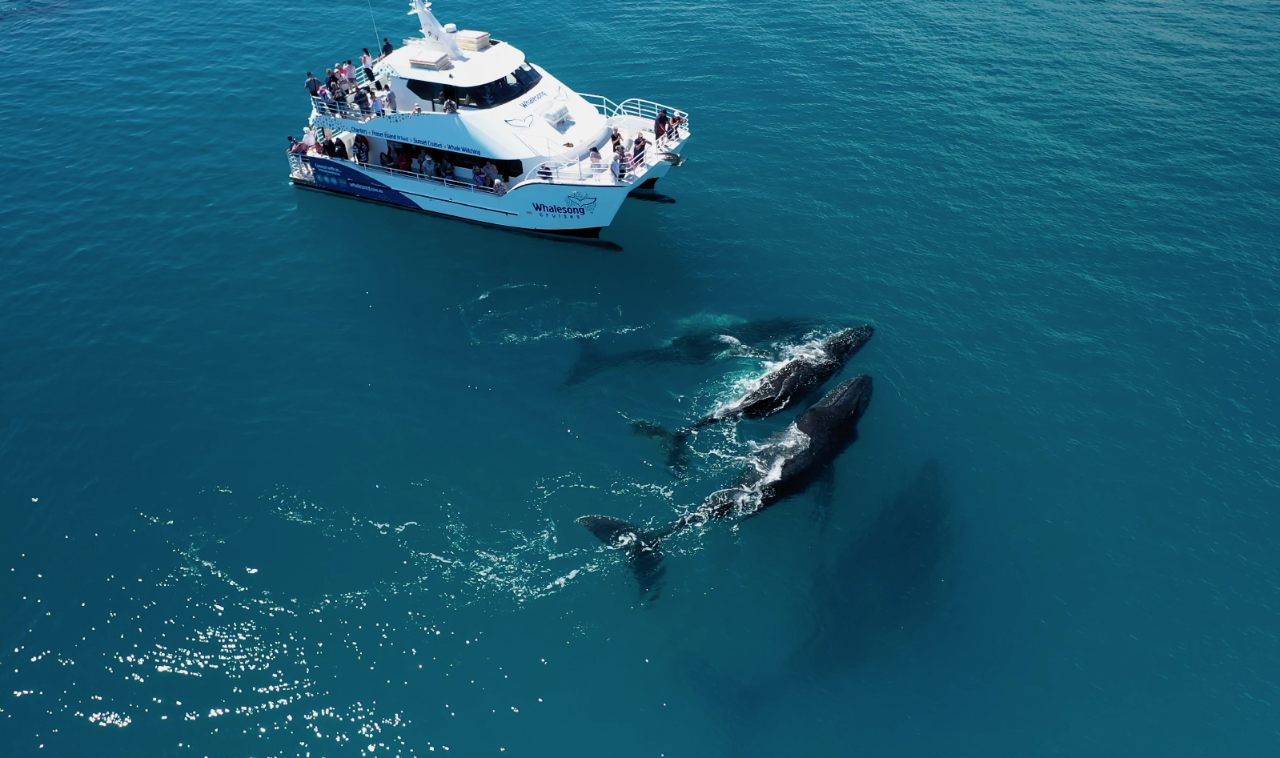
[292, 156, 629, 233]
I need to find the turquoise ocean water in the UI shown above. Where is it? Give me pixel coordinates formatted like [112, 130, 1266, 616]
[2, 0, 1279, 755]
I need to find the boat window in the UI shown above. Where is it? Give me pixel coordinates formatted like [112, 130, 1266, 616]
[463, 63, 544, 109]
[402, 64, 543, 110]
[404, 78, 444, 104]
[391, 142, 523, 179]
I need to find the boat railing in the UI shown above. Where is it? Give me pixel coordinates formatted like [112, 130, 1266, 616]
[579, 94, 691, 132]
[288, 153, 312, 178]
[312, 97, 371, 122]
[353, 159, 515, 195]
[310, 96, 387, 123]
[289, 154, 511, 196]
[525, 152, 649, 186]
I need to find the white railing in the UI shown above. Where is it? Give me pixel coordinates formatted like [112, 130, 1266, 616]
[289, 154, 511, 196]
[579, 94, 691, 134]
[288, 153, 311, 178]
[311, 96, 383, 123]
[525, 152, 652, 186]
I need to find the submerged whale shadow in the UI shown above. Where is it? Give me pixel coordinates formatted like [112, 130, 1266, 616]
[797, 458, 954, 658]
[680, 460, 956, 752]
[563, 317, 822, 386]
[627, 192, 678, 204]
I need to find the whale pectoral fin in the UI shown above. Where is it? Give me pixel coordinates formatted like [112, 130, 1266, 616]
[565, 338, 606, 385]
[577, 515, 640, 546]
[812, 467, 836, 527]
[577, 515, 667, 601]
[628, 419, 693, 476]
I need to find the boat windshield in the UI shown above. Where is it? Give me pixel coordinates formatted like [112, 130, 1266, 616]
[405, 62, 543, 109]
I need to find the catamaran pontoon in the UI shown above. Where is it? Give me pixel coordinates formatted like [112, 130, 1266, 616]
[286, 0, 691, 238]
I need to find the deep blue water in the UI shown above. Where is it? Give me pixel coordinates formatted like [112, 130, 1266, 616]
[2, 0, 1279, 755]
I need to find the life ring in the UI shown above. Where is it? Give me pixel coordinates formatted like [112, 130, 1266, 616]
[353, 135, 370, 163]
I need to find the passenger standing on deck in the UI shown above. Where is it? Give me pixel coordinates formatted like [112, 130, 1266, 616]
[361, 49, 375, 80]
[344, 61, 358, 86]
[654, 109, 670, 141]
[304, 72, 321, 96]
[589, 147, 604, 175]
[385, 88, 397, 113]
[610, 150, 623, 182]
[371, 92, 384, 117]
[316, 86, 335, 114]
[381, 38, 394, 58]
[632, 133, 648, 165]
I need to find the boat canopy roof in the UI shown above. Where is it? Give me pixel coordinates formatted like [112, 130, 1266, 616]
[378, 38, 528, 88]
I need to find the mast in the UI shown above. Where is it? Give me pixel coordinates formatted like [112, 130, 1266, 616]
[407, 0, 462, 59]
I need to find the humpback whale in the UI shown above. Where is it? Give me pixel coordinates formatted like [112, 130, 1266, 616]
[563, 317, 821, 385]
[578, 375, 873, 598]
[630, 326, 874, 471]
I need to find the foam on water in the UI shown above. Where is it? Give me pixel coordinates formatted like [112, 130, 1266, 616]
[457, 283, 645, 345]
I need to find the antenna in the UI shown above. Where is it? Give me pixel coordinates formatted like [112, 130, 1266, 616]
[366, 0, 381, 51]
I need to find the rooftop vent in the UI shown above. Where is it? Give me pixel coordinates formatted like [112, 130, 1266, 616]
[456, 30, 491, 51]
[410, 51, 452, 70]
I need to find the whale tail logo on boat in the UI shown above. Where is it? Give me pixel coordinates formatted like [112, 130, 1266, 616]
[505, 115, 533, 129]
[565, 191, 597, 212]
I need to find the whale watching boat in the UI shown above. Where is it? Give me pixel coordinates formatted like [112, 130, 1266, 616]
[286, 0, 691, 238]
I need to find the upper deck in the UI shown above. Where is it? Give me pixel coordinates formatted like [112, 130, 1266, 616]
[378, 37, 527, 89]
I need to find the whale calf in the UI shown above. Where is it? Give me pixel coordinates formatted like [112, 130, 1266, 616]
[630, 326, 874, 471]
[564, 317, 821, 385]
[578, 375, 874, 598]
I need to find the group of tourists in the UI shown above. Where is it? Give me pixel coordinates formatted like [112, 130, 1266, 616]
[377, 144, 510, 194]
[286, 129, 352, 160]
[287, 130, 510, 194]
[654, 108, 685, 143]
[308, 73, 398, 120]
[303, 39, 402, 119]
[470, 161, 510, 193]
